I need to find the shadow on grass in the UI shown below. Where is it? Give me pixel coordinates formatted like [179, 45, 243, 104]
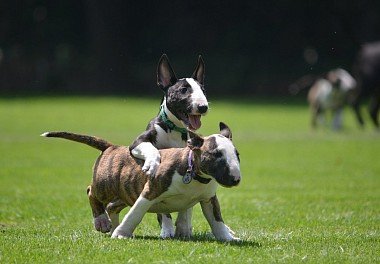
[129, 233, 261, 248]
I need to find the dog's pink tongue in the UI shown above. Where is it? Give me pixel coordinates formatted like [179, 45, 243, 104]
[189, 115, 201, 130]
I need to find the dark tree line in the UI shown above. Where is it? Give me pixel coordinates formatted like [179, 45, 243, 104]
[0, 1, 379, 97]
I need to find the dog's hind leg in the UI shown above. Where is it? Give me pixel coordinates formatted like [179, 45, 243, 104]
[200, 195, 239, 242]
[87, 186, 112, 233]
[157, 214, 175, 238]
[106, 199, 126, 232]
[175, 208, 193, 239]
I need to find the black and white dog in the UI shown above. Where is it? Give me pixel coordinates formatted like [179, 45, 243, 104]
[129, 54, 209, 238]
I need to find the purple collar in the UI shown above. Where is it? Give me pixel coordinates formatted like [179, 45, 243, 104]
[186, 149, 211, 184]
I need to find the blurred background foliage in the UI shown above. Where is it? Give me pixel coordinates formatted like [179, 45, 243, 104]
[0, 0, 379, 97]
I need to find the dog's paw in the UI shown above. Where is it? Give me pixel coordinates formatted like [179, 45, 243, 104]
[94, 214, 112, 233]
[160, 226, 175, 239]
[224, 225, 241, 241]
[142, 157, 160, 178]
[213, 224, 240, 242]
[225, 224, 236, 236]
[175, 230, 192, 239]
[226, 236, 241, 242]
[175, 225, 192, 239]
[217, 233, 240, 242]
[111, 228, 133, 239]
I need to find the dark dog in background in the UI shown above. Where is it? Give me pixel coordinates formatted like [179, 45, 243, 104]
[352, 41, 380, 129]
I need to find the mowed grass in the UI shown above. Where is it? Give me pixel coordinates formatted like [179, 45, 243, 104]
[0, 97, 379, 263]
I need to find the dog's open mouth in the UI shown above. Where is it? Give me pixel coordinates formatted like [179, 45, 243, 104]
[188, 114, 202, 130]
[179, 112, 202, 130]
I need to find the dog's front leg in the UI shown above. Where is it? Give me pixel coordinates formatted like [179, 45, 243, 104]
[200, 195, 239, 242]
[131, 142, 160, 177]
[175, 207, 193, 239]
[111, 195, 153, 239]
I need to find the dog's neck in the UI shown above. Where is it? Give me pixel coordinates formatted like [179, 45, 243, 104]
[186, 148, 212, 184]
[160, 98, 187, 133]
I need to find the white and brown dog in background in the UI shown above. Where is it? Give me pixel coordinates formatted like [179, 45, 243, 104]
[307, 68, 356, 130]
[290, 68, 357, 130]
[42, 122, 241, 241]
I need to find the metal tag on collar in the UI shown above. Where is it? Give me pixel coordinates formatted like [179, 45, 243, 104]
[183, 170, 193, 184]
[183, 149, 194, 184]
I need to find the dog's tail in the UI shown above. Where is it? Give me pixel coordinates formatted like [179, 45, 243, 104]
[41, 131, 114, 151]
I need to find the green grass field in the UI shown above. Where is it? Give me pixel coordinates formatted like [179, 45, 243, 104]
[0, 97, 379, 263]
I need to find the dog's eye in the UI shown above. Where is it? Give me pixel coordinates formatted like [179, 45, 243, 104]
[180, 87, 188, 94]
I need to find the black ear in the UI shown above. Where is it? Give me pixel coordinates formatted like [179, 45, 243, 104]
[157, 54, 178, 90]
[187, 131, 204, 150]
[191, 55, 205, 85]
[219, 122, 232, 140]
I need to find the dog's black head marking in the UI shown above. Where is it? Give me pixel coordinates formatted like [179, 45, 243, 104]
[195, 122, 241, 187]
[157, 55, 209, 131]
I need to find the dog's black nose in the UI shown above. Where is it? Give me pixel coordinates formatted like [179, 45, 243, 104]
[197, 104, 208, 114]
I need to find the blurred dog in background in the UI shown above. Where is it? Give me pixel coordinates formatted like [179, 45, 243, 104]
[290, 68, 356, 130]
[307, 69, 356, 130]
[291, 42, 380, 130]
[352, 42, 380, 129]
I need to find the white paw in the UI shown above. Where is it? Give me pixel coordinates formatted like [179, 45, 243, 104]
[226, 233, 241, 242]
[160, 226, 175, 239]
[142, 157, 160, 178]
[111, 228, 133, 239]
[226, 226, 241, 241]
[94, 214, 112, 233]
[218, 233, 240, 242]
[214, 224, 240, 242]
[225, 224, 236, 236]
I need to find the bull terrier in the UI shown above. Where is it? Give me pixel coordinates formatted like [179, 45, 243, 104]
[129, 54, 209, 238]
[307, 68, 356, 130]
[41, 122, 241, 241]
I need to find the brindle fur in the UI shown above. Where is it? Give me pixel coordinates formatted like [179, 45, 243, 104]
[42, 123, 241, 241]
[89, 146, 189, 217]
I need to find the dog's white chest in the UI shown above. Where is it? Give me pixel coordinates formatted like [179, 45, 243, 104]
[147, 172, 218, 213]
[154, 124, 186, 148]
